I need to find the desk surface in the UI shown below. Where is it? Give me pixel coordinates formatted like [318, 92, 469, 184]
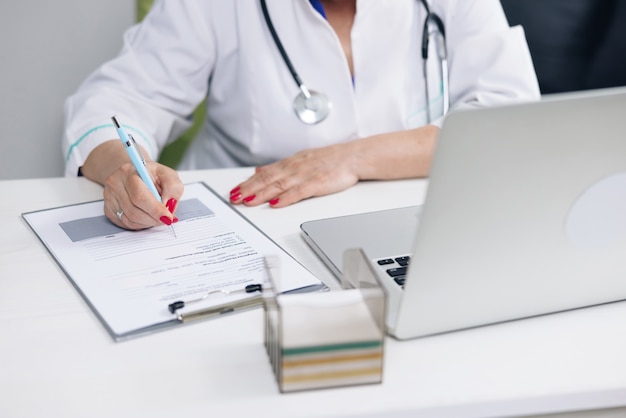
[2, 168, 626, 418]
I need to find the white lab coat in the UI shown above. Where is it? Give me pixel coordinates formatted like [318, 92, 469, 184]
[63, 0, 540, 177]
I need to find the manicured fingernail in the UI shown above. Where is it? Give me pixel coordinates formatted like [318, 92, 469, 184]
[160, 216, 173, 226]
[269, 198, 279, 206]
[165, 198, 177, 213]
[230, 193, 242, 202]
[173, 217, 179, 223]
[243, 195, 256, 203]
[230, 187, 240, 196]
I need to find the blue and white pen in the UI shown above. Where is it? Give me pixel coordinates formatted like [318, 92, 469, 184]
[111, 115, 176, 237]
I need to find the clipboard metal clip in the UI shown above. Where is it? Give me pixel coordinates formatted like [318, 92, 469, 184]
[165, 256, 325, 324]
[167, 284, 264, 323]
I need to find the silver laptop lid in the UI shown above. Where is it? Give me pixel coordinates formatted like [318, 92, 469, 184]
[394, 87, 626, 339]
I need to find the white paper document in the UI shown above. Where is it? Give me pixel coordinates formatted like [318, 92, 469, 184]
[23, 182, 323, 341]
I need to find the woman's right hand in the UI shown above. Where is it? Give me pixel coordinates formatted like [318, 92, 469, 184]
[81, 140, 184, 230]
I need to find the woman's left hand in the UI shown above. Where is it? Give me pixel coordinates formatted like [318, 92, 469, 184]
[229, 125, 439, 208]
[229, 142, 360, 207]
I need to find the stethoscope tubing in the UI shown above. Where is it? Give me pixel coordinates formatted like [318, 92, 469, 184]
[260, 0, 448, 124]
[260, 0, 308, 97]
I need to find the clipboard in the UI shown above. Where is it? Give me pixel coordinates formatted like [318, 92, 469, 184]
[22, 182, 324, 341]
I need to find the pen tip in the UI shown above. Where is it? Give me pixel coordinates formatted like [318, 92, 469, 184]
[111, 115, 120, 128]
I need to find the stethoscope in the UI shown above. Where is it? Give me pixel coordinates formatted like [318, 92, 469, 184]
[260, 0, 449, 125]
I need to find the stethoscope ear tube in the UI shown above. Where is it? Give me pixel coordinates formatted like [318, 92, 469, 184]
[421, 0, 449, 123]
[260, 0, 303, 88]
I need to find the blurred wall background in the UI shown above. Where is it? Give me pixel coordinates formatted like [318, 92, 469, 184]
[0, 1, 134, 179]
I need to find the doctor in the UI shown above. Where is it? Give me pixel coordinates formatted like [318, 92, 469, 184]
[63, 0, 539, 230]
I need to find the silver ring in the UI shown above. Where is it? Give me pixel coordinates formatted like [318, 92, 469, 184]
[116, 209, 124, 221]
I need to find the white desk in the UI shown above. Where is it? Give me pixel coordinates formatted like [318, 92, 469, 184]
[2, 168, 626, 418]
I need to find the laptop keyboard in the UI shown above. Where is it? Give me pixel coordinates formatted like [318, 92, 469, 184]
[375, 255, 411, 288]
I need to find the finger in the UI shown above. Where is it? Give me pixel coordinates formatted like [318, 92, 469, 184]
[230, 164, 273, 199]
[265, 168, 360, 208]
[263, 177, 325, 207]
[230, 145, 359, 207]
[104, 202, 149, 230]
[125, 170, 170, 225]
[104, 177, 158, 229]
[232, 165, 296, 206]
[104, 203, 126, 229]
[102, 169, 150, 229]
[153, 163, 184, 215]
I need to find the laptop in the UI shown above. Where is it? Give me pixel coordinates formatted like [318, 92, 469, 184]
[301, 87, 626, 340]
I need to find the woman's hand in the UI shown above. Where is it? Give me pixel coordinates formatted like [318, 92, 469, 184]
[230, 125, 440, 208]
[230, 143, 361, 208]
[81, 140, 184, 229]
[102, 160, 183, 229]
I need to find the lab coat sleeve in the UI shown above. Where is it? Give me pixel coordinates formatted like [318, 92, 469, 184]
[438, 0, 540, 124]
[62, 0, 215, 177]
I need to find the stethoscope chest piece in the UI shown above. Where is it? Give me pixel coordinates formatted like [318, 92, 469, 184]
[261, 0, 332, 125]
[293, 89, 332, 125]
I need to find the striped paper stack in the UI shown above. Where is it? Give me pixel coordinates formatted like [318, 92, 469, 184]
[264, 288, 385, 393]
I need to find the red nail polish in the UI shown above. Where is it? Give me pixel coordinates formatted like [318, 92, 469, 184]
[173, 217, 179, 223]
[230, 193, 242, 201]
[269, 198, 279, 206]
[160, 216, 172, 226]
[230, 187, 241, 196]
[243, 195, 256, 203]
[166, 198, 177, 213]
